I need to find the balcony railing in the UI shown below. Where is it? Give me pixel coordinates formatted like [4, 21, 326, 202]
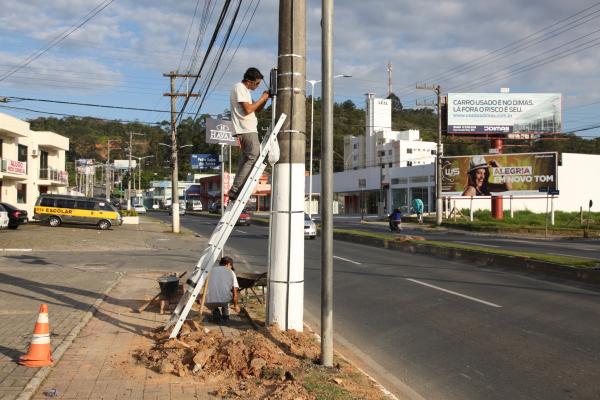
[39, 168, 68, 184]
[0, 158, 27, 175]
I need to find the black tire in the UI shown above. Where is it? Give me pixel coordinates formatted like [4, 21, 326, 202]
[8, 224, 19, 230]
[48, 216, 61, 227]
[97, 220, 111, 230]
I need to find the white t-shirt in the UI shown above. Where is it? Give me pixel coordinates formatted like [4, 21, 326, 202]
[206, 266, 239, 303]
[230, 82, 258, 134]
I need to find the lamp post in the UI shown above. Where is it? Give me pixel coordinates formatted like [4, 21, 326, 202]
[127, 132, 145, 210]
[159, 143, 193, 221]
[129, 155, 153, 203]
[307, 74, 351, 217]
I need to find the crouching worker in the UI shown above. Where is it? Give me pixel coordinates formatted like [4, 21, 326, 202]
[206, 256, 240, 323]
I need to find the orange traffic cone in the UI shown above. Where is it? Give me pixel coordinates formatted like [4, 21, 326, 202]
[19, 304, 53, 367]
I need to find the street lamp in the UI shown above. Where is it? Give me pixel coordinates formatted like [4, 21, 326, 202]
[127, 132, 145, 210]
[129, 155, 153, 200]
[159, 143, 193, 149]
[307, 74, 351, 217]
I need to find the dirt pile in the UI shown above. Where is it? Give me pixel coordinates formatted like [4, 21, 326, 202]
[135, 323, 322, 399]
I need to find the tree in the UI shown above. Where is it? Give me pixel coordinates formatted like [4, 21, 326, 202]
[387, 92, 403, 113]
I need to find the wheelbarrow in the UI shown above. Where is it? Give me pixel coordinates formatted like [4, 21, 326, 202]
[236, 272, 267, 304]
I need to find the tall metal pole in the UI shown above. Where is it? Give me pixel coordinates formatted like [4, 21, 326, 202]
[436, 85, 443, 226]
[321, 0, 334, 367]
[169, 73, 180, 233]
[106, 141, 111, 201]
[309, 82, 315, 217]
[268, 0, 306, 332]
[128, 131, 133, 210]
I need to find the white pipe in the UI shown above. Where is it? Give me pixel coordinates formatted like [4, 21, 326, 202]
[551, 195, 555, 225]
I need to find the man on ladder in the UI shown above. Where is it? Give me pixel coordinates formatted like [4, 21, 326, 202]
[228, 67, 272, 201]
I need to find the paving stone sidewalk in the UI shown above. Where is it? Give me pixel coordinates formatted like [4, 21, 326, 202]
[0, 218, 205, 400]
[29, 272, 250, 400]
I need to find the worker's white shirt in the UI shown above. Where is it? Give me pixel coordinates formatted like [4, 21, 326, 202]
[230, 82, 257, 134]
[206, 266, 239, 303]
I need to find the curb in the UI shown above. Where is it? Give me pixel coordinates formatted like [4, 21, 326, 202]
[17, 272, 125, 400]
[333, 232, 600, 286]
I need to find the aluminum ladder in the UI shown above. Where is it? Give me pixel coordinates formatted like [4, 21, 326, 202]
[165, 113, 287, 338]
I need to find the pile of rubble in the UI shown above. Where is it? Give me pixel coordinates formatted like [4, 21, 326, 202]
[135, 322, 321, 399]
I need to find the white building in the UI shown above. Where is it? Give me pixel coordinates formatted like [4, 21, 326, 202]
[309, 153, 600, 216]
[0, 113, 69, 215]
[344, 94, 437, 172]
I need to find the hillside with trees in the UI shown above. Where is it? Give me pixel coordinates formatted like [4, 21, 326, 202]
[26, 95, 600, 186]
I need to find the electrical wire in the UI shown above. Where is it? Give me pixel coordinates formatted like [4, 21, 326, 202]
[0, 0, 115, 82]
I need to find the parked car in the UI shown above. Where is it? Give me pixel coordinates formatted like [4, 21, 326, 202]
[34, 194, 122, 230]
[0, 202, 28, 229]
[133, 204, 147, 214]
[186, 199, 203, 211]
[168, 202, 186, 216]
[236, 209, 251, 226]
[0, 205, 9, 229]
[304, 213, 317, 239]
[209, 202, 222, 214]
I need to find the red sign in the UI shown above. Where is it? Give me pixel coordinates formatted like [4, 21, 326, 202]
[7, 160, 26, 174]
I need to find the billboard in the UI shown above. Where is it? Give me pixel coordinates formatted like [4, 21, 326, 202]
[113, 159, 137, 169]
[447, 93, 561, 135]
[441, 152, 557, 195]
[205, 118, 239, 146]
[191, 154, 220, 170]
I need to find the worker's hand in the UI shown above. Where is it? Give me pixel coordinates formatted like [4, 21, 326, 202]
[262, 90, 271, 100]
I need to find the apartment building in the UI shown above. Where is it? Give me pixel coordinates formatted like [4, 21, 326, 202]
[0, 113, 69, 215]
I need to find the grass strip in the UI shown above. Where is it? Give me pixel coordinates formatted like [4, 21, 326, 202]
[332, 228, 598, 268]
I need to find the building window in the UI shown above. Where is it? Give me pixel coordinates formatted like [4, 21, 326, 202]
[407, 161, 413, 166]
[353, 143, 358, 149]
[388, 162, 393, 167]
[407, 148, 413, 154]
[391, 178, 400, 185]
[431, 149, 436, 155]
[378, 150, 385, 157]
[388, 150, 392, 155]
[18, 144, 28, 162]
[17, 183, 26, 203]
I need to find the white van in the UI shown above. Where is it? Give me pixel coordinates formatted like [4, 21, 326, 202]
[187, 199, 203, 211]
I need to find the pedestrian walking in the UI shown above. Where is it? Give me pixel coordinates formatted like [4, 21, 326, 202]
[412, 198, 424, 224]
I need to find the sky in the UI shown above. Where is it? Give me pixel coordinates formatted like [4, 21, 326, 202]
[1, 0, 600, 137]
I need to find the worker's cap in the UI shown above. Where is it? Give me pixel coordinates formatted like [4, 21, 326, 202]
[219, 256, 233, 266]
[468, 155, 488, 173]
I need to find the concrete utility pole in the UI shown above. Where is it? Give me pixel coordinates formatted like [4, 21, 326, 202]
[416, 84, 443, 225]
[321, 0, 334, 367]
[268, 0, 306, 332]
[163, 72, 199, 233]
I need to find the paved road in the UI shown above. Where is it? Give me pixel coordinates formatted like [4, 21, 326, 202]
[331, 216, 600, 261]
[152, 212, 600, 400]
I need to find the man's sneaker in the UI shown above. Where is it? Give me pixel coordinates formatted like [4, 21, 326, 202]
[228, 189, 239, 201]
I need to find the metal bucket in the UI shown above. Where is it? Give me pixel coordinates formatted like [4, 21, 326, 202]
[157, 275, 179, 297]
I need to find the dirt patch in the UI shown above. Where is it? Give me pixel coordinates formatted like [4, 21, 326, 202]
[134, 309, 389, 399]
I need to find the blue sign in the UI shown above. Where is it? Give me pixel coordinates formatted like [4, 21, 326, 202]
[191, 154, 220, 170]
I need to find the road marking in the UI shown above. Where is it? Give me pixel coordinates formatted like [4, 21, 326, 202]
[333, 255, 361, 265]
[1, 248, 33, 252]
[235, 229, 248, 234]
[406, 278, 502, 308]
[547, 252, 600, 260]
[454, 241, 500, 248]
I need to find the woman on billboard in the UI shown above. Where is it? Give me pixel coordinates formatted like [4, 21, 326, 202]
[462, 155, 512, 196]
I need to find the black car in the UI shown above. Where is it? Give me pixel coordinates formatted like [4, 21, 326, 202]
[0, 202, 28, 229]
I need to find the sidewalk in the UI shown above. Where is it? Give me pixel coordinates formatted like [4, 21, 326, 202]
[0, 218, 203, 400]
[28, 272, 253, 400]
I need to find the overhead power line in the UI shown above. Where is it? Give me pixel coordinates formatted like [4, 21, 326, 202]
[0, 0, 114, 82]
